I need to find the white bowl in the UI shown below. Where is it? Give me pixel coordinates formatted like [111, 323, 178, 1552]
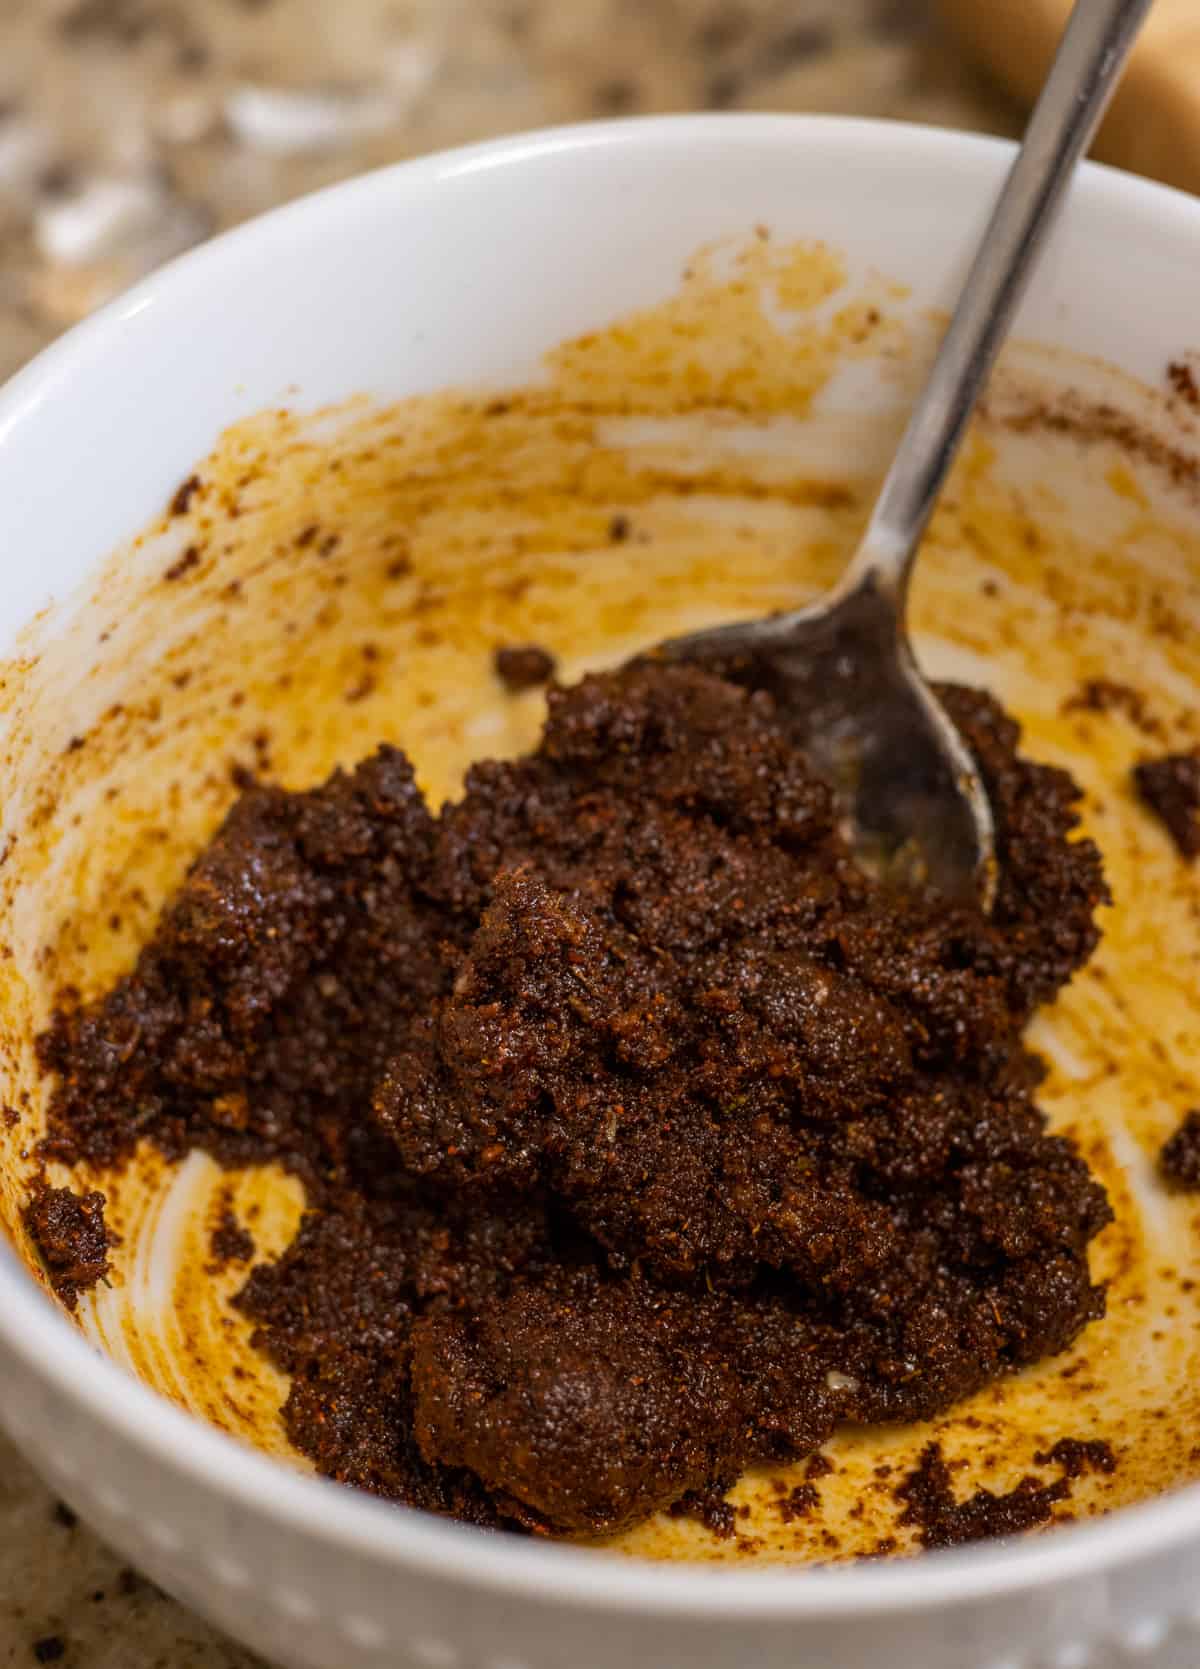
[1, 114, 1200, 1669]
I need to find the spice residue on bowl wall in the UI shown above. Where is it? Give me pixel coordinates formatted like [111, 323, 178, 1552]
[0, 234, 1199, 1561]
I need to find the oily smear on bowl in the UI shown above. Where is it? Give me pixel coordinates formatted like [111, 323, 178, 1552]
[0, 234, 1199, 1560]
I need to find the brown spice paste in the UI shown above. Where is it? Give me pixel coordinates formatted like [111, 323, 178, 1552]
[208, 1205, 256, 1271]
[493, 643, 558, 692]
[36, 662, 1112, 1538]
[1062, 679, 1162, 739]
[1160, 1109, 1200, 1189]
[1134, 750, 1200, 858]
[23, 1182, 112, 1312]
[897, 1437, 1115, 1550]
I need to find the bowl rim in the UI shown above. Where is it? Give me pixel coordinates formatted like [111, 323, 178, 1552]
[2, 110, 1200, 1620]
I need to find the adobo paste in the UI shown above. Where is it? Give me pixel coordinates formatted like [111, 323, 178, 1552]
[37, 662, 1111, 1537]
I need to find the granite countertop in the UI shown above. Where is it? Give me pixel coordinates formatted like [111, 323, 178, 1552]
[0, 3, 1016, 1664]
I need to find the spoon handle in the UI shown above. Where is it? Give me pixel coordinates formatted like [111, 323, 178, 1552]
[849, 0, 1154, 603]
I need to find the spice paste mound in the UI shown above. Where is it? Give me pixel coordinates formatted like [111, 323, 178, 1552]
[37, 663, 1111, 1538]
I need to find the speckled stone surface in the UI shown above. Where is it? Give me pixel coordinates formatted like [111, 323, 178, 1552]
[0, 3, 1014, 1664]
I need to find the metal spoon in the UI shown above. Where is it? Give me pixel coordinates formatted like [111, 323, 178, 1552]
[664, 0, 1153, 907]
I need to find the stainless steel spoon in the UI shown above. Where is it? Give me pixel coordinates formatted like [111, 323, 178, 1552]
[664, 0, 1153, 907]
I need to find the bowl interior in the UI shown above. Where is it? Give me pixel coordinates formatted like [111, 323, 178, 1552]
[1, 116, 1200, 1604]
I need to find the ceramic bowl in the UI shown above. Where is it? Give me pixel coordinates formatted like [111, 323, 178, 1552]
[1, 115, 1200, 1669]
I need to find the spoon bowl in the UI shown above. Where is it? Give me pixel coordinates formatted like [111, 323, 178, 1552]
[665, 574, 995, 902]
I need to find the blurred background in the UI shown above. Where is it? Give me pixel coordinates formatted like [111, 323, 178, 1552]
[8, 0, 1194, 392]
[0, 1, 1190, 1664]
[0, 0, 1030, 387]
